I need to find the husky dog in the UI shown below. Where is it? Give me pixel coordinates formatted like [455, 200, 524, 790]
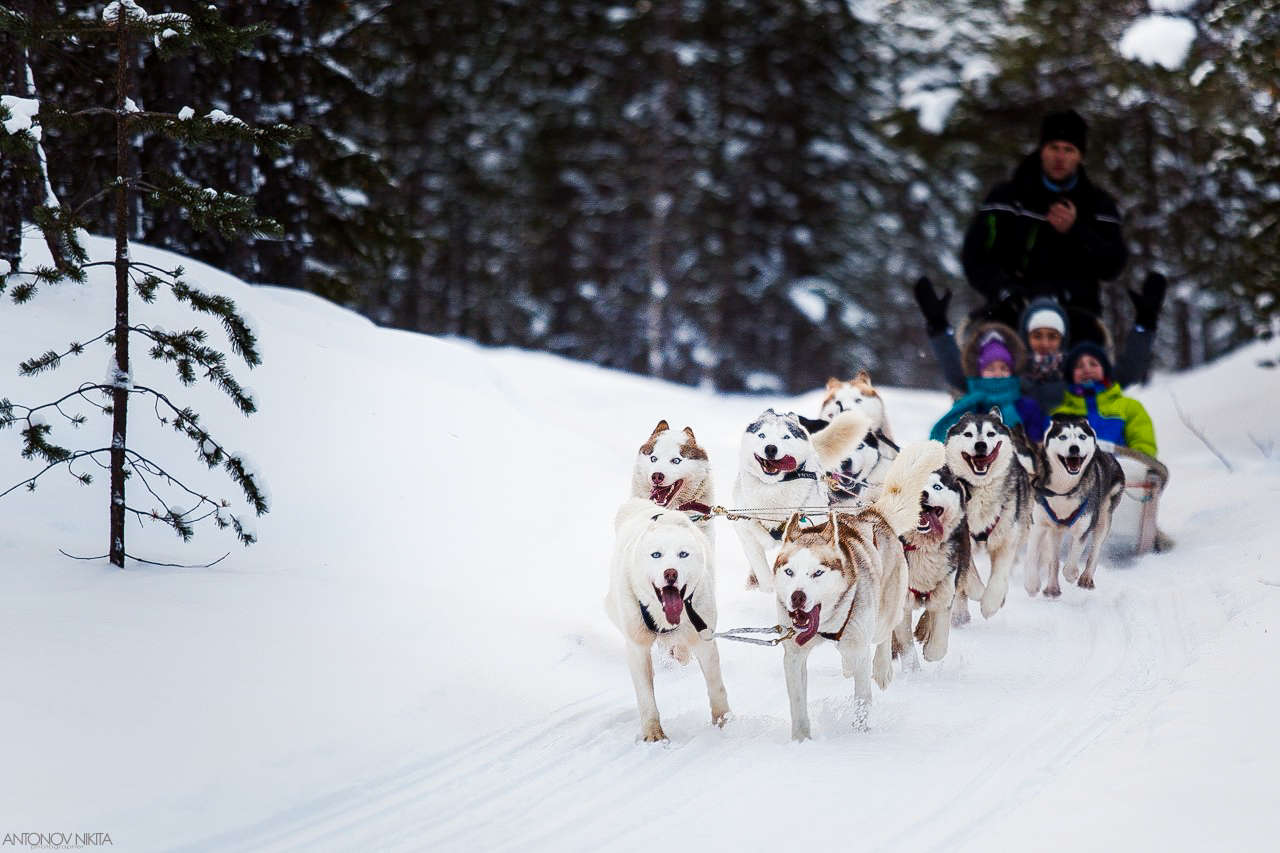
[632, 420, 714, 537]
[818, 371, 896, 442]
[943, 409, 1032, 620]
[772, 440, 944, 740]
[820, 373, 901, 506]
[605, 498, 730, 742]
[733, 408, 870, 590]
[1025, 415, 1125, 596]
[893, 467, 971, 664]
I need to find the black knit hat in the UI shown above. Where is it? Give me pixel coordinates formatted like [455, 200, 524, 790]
[1040, 110, 1088, 153]
[1063, 341, 1112, 383]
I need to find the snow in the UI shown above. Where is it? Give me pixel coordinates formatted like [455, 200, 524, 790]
[3, 232, 1280, 850]
[0, 259, 10, 277]
[903, 87, 961, 134]
[177, 106, 195, 120]
[205, 109, 247, 127]
[1119, 15, 1197, 70]
[1, 94, 39, 135]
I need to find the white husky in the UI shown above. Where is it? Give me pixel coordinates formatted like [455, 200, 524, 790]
[772, 440, 944, 740]
[605, 499, 730, 742]
[820, 372, 900, 506]
[732, 408, 870, 590]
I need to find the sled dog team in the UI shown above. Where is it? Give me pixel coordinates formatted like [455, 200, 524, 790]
[606, 372, 1127, 742]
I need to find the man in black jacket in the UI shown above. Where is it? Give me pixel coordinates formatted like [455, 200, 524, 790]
[958, 110, 1128, 342]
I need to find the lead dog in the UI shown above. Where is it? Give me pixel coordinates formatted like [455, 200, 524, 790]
[772, 440, 944, 740]
[605, 498, 729, 742]
[894, 466, 970, 664]
[1025, 415, 1125, 597]
[632, 420, 714, 538]
[943, 409, 1032, 620]
[733, 408, 871, 590]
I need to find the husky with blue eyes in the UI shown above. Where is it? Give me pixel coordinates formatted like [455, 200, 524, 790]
[1025, 414, 1125, 597]
[631, 420, 714, 540]
[820, 372, 901, 507]
[605, 498, 729, 742]
[732, 407, 872, 591]
[771, 440, 944, 740]
[943, 408, 1032, 621]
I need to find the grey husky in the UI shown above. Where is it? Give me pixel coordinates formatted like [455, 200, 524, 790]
[943, 409, 1032, 620]
[1025, 415, 1125, 596]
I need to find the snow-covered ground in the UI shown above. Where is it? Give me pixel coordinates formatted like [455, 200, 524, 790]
[2, 234, 1278, 851]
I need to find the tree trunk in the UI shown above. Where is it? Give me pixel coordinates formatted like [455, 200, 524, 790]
[109, 14, 132, 568]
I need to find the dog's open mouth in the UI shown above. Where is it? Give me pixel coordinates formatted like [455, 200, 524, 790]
[654, 583, 686, 626]
[917, 504, 944, 536]
[1059, 454, 1085, 476]
[649, 479, 685, 507]
[962, 441, 1002, 476]
[789, 602, 822, 646]
[756, 455, 798, 476]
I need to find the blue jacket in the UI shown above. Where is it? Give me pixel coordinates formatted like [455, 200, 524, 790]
[930, 376, 1047, 442]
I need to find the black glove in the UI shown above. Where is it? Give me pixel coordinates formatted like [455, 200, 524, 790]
[1129, 271, 1167, 330]
[913, 276, 952, 336]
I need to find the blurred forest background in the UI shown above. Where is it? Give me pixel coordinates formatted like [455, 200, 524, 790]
[3, 0, 1276, 391]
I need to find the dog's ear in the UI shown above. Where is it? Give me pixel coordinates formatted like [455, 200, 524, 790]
[682, 426, 697, 443]
[797, 414, 828, 435]
[954, 477, 971, 505]
[650, 419, 669, 436]
[854, 369, 872, 386]
[826, 377, 843, 392]
[780, 511, 804, 543]
[987, 406, 1004, 422]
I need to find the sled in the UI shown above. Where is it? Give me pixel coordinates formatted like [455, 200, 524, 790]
[1101, 442, 1169, 556]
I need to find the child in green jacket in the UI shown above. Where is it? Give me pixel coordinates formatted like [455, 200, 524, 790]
[1054, 342, 1157, 457]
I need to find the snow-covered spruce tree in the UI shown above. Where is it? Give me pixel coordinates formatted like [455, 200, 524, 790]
[0, 2, 302, 567]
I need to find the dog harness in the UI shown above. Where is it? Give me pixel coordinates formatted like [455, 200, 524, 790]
[639, 597, 708, 635]
[1035, 493, 1092, 527]
[779, 465, 818, 484]
[972, 514, 1001, 542]
[678, 500, 711, 515]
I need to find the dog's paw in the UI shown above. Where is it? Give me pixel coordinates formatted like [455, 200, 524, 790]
[951, 603, 971, 627]
[1061, 564, 1081, 583]
[745, 572, 759, 590]
[639, 721, 668, 743]
[1044, 584, 1062, 598]
[873, 661, 893, 690]
[922, 638, 948, 663]
[712, 707, 731, 728]
[980, 590, 1006, 619]
[1077, 575, 1095, 590]
[1025, 582, 1039, 597]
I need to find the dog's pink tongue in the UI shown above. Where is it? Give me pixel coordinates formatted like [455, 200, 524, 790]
[922, 510, 943, 536]
[774, 455, 798, 472]
[794, 603, 822, 646]
[660, 586, 684, 625]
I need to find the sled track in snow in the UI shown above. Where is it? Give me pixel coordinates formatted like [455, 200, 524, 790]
[185, 561, 1237, 853]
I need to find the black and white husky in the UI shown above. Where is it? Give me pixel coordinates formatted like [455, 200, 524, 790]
[732, 408, 870, 591]
[943, 409, 1032, 620]
[894, 467, 970, 664]
[1025, 415, 1125, 596]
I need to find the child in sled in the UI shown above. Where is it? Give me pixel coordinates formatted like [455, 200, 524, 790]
[1053, 342, 1157, 457]
[929, 326, 1048, 442]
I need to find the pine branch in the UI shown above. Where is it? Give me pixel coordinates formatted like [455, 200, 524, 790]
[16, 330, 111, 376]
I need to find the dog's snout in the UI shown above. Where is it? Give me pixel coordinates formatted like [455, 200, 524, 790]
[1068, 445, 1079, 456]
[790, 589, 806, 611]
[663, 568, 678, 585]
[764, 444, 778, 459]
[973, 441, 987, 455]
[651, 472, 665, 485]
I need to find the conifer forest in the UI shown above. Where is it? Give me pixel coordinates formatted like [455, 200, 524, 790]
[3, 1, 1276, 392]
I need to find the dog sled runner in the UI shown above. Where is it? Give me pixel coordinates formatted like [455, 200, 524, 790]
[1103, 443, 1169, 555]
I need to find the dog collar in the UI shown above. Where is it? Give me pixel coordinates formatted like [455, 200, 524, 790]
[779, 465, 818, 484]
[973, 514, 1001, 542]
[910, 587, 930, 601]
[678, 500, 712, 515]
[874, 429, 900, 453]
[817, 591, 858, 642]
[638, 596, 708, 634]
[1036, 493, 1091, 527]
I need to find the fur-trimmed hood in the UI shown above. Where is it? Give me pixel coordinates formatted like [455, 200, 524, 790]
[959, 321, 1027, 377]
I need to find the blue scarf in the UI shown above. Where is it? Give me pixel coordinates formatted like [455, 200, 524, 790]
[930, 376, 1024, 443]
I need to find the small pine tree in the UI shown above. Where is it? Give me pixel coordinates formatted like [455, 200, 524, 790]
[0, 2, 304, 567]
